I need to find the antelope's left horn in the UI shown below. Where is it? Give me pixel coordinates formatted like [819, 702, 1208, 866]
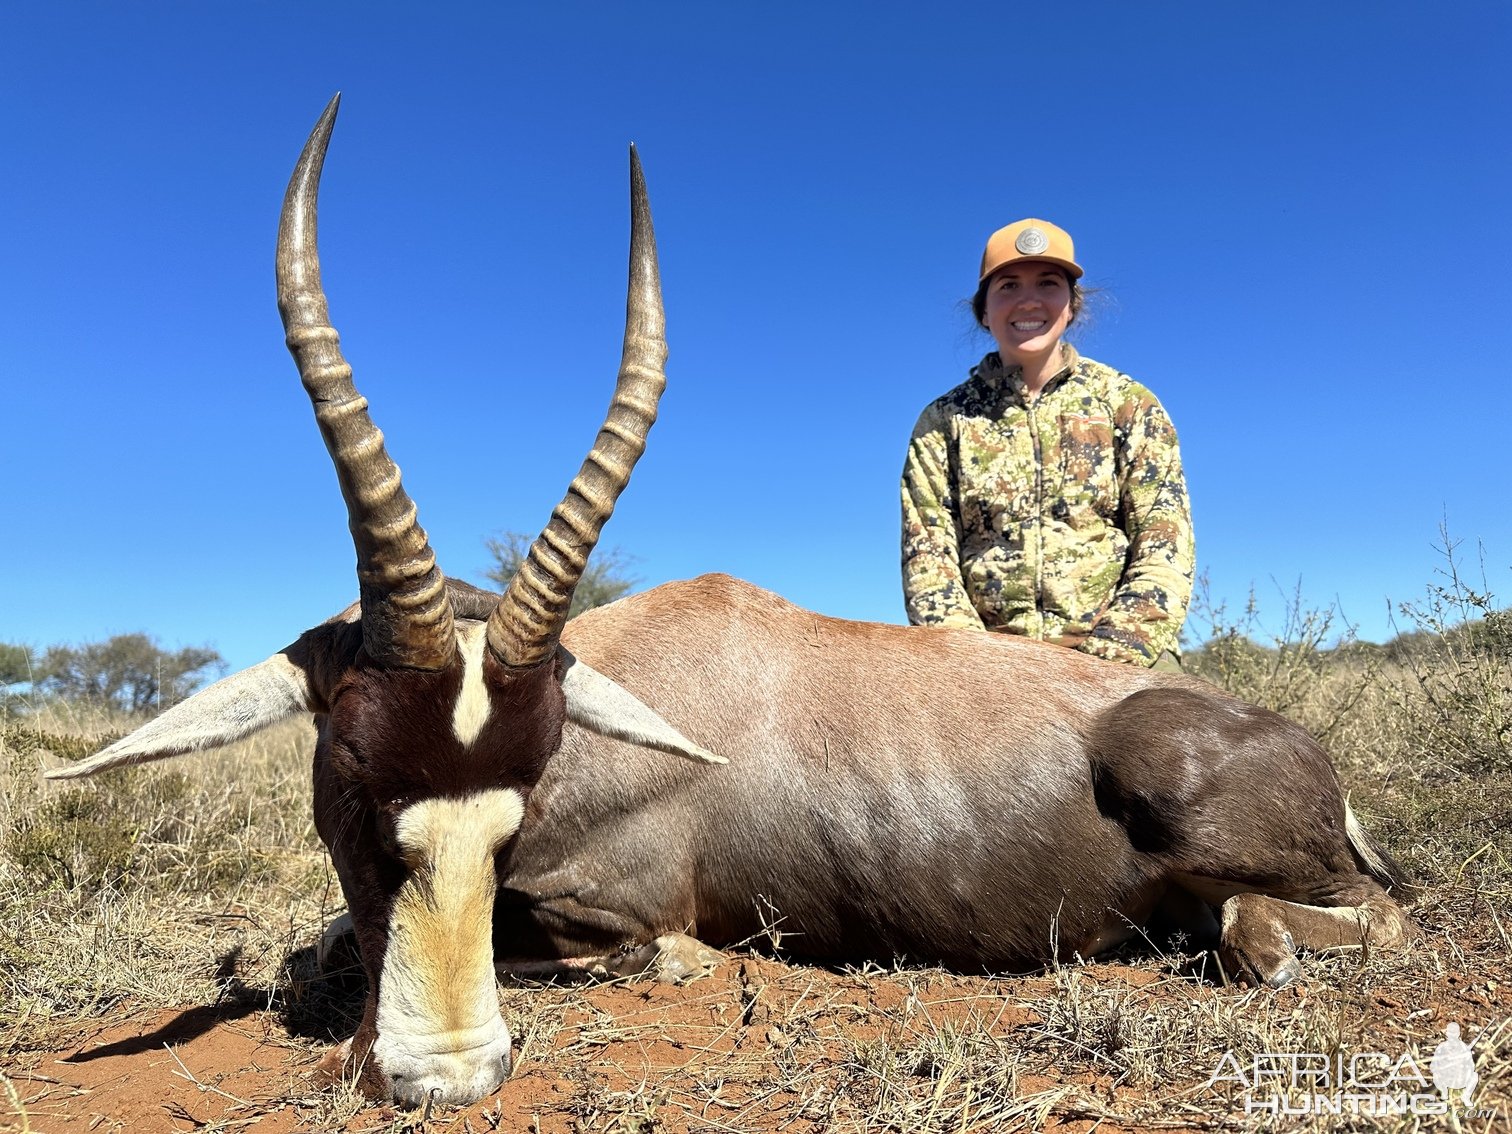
[276, 94, 456, 670]
[487, 146, 666, 670]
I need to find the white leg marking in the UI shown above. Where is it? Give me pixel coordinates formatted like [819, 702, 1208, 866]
[451, 622, 492, 748]
[373, 788, 525, 1106]
[1279, 900, 1397, 947]
[1283, 902, 1366, 927]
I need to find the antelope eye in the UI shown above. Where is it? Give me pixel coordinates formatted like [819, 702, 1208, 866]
[375, 814, 405, 859]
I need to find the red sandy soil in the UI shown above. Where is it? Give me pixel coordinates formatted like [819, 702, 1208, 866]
[7, 952, 1507, 1134]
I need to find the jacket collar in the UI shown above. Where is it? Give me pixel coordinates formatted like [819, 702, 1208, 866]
[974, 343, 1081, 398]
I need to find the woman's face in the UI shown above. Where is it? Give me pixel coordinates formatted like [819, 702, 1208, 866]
[981, 263, 1073, 365]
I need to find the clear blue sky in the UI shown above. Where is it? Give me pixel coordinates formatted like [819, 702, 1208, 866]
[4, 3, 1508, 674]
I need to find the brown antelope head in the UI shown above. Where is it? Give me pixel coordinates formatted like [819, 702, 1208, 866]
[47, 95, 722, 1106]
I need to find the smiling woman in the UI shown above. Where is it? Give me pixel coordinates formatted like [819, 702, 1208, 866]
[900, 219, 1196, 669]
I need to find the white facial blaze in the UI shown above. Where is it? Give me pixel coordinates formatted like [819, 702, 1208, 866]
[452, 622, 492, 748]
[373, 788, 525, 1106]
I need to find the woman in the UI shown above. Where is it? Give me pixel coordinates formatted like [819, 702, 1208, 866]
[900, 218, 1194, 669]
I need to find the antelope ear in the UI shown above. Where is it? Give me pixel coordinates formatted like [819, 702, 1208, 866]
[44, 652, 315, 780]
[557, 647, 727, 766]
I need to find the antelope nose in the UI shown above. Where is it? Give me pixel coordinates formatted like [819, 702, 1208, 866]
[388, 1048, 511, 1108]
[376, 1022, 515, 1108]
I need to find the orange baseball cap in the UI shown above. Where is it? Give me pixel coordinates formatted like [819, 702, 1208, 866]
[978, 218, 1083, 282]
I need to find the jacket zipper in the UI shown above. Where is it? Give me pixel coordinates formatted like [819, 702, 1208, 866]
[1026, 392, 1046, 640]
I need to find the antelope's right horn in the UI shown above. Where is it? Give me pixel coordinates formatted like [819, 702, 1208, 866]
[276, 94, 456, 670]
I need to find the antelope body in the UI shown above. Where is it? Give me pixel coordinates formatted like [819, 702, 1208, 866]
[49, 98, 1410, 1109]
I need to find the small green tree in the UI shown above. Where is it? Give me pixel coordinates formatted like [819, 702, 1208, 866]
[483, 531, 640, 619]
[1, 642, 36, 705]
[1, 642, 34, 685]
[37, 633, 225, 713]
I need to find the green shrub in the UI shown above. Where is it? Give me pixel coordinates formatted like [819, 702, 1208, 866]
[6, 786, 139, 890]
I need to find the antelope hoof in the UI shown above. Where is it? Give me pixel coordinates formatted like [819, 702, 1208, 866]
[1266, 955, 1303, 989]
[313, 1036, 354, 1085]
[611, 933, 724, 983]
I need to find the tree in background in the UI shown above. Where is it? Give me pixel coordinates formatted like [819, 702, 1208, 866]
[1, 643, 36, 705]
[25, 634, 225, 713]
[483, 531, 640, 619]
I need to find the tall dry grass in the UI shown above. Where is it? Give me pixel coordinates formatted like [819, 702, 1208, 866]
[0, 705, 340, 1056]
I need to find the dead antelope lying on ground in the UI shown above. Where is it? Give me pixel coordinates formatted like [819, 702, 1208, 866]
[49, 97, 1411, 1108]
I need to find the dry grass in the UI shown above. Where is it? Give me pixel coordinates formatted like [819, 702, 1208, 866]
[0, 709, 337, 1053]
[2, 566, 1509, 1132]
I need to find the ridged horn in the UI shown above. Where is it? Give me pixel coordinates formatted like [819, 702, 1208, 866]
[487, 146, 666, 669]
[276, 94, 456, 670]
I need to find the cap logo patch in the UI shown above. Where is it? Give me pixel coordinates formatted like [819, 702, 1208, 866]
[1015, 227, 1050, 255]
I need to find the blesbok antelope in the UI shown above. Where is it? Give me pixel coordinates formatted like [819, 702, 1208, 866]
[48, 97, 1411, 1108]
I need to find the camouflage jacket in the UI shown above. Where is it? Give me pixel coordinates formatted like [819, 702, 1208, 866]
[900, 347, 1195, 666]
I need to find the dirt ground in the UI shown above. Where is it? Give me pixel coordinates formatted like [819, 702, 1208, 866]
[8, 940, 1509, 1134]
